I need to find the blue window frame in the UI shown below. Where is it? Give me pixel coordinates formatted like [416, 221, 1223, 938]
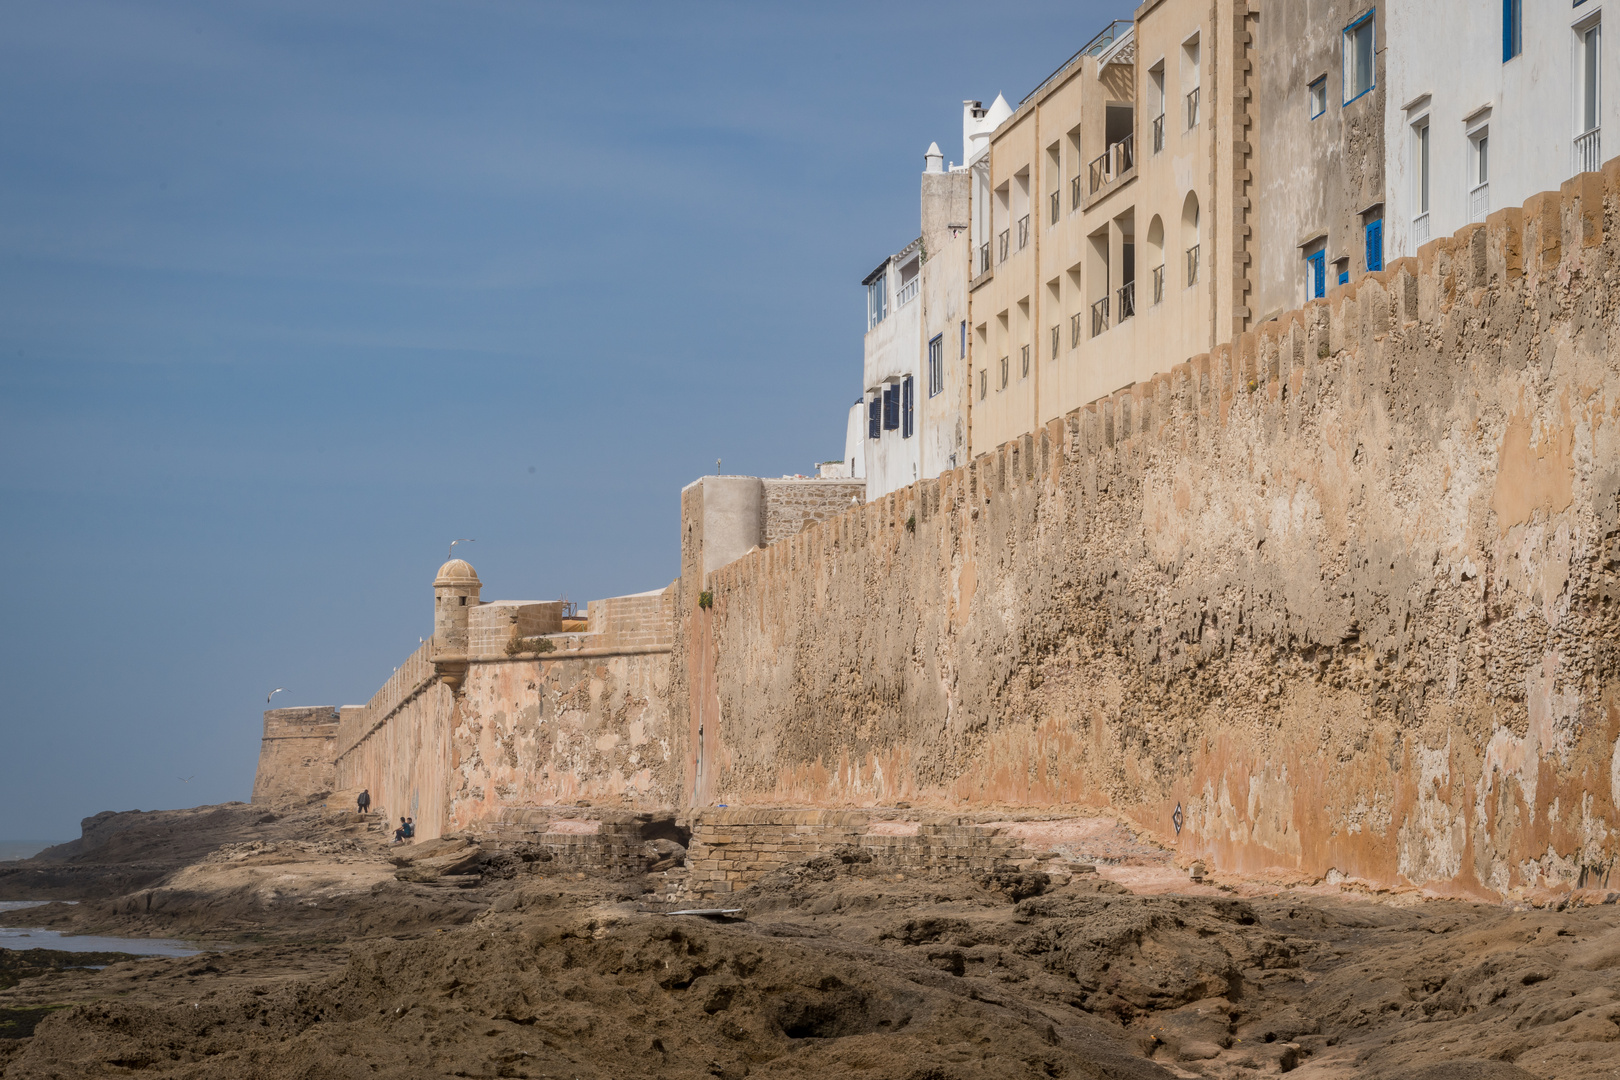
[1365, 219, 1383, 271]
[901, 375, 915, 437]
[927, 335, 944, 397]
[868, 396, 880, 439]
[1504, 0, 1522, 60]
[1309, 76, 1327, 119]
[1307, 250, 1326, 299]
[1338, 269, 1349, 285]
[1343, 10, 1376, 105]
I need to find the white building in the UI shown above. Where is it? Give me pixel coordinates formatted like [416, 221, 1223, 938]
[859, 116, 990, 502]
[1384, 0, 1612, 261]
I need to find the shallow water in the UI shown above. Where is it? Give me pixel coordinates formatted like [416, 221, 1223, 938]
[0, 901, 200, 957]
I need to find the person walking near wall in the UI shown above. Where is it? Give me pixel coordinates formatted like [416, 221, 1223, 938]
[357, 789, 370, 815]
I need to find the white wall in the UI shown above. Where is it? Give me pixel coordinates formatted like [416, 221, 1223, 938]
[1385, 1, 1617, 260]
[841, 401, 866, 480]
[862, 249, 923, 500]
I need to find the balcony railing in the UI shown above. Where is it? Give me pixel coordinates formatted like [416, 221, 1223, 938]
[1017, 214, 1030, 250]
[1185, 86, 1201, 130]
[1186, 243, 1201, 286]
[1091, 296, 1110, 337]
[1020, 343, 1031, 378]
[1153, 113, 1165, 153]
[1088, 133, 1136, 194]
[1469, 183, 1490, 224]
[1050, 324, 1059, 358]
[1413, 212, 1431, 246]
[1117, 281, 1135, 321]
[978, 242, 991, 276]
[896, 275, 919, 308]
[1152, 264, 1165, 305]
[1070, 174, 1082, 210]
[1070, 311, 1083, 348]
[1576, 127, 1602, 174]
[1050, 190, 1060, 225]
[998, 229, 1010, 262]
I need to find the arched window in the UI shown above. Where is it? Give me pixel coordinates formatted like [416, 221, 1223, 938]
[1180, 193, 1201, 286]
[1146, 214, 1165, 304]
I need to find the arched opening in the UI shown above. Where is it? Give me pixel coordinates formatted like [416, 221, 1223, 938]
[1180, 192, 1200, 287]
[1146, 214, 1165, 305]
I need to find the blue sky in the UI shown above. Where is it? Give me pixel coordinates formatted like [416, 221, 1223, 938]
[0, 0, 1128, 842]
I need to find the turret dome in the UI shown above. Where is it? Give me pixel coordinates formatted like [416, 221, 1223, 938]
[433, 558, 481, 588]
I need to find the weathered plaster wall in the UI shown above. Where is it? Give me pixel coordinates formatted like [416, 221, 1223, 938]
[251, 707, 339, 803]
[673, 171, 1620, 899]
[445, 648, 679, 831]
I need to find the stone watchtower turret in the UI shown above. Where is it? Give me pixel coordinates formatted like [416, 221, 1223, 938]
[432, 558, 481, 691]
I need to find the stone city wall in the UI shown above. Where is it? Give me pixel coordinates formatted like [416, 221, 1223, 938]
[332, 588, 679, 841]
[250, 707, 340, 803]
[672, 169, 1620, 900]
[761, 479, 866, 546]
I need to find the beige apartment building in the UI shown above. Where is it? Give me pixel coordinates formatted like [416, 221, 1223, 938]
[966, 0, 1259, 454]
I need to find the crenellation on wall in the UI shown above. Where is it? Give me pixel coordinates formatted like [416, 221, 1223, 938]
[665, 167, 1620, 900]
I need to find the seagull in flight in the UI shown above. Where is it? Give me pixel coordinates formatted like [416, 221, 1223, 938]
[267, 688, 285, 703]
[449, 538, 475, 559]
[178, 775, 194, 783]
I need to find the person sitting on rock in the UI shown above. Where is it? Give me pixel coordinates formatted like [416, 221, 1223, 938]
[403, 818, 415, 839]
[357, 789, 371, 815]
[393, 817, 407, 843]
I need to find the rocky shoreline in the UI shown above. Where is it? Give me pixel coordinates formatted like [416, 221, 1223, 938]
[0, 800, 1616, 1078]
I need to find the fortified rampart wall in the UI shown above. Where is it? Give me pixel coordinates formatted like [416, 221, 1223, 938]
[672, 169, 1620, 900]
[330, 586, 680, 841]
[250, 707, 339, 804]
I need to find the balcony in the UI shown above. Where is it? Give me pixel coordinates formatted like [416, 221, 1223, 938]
[1050, 190, 1060, 225]
[1186, 243, 1201, 286]
[1070, 311, 1083, 348]
[978, 242, 991, 276]
[1117, 281, 1135, 322]
[1413, 213, 1431, 246]
[1469, 183, 1490, 224]
[1050, 324, 1059, 358]
[1088, 133, 1136, 195]
[1185, 86, 1201, 130]
[1152, 264, 1165, 305]
[998, 229, 1010, 262]
[896, 275, 919, 308]
[1091, 296, 1110, 337]
[1152, 113, 1165, 153]
[1070, 174, 1082, 210]
[1020, 343, 1031, 378]
[1017, 214, 1030, 250]
[1576, 127, 1601, 174]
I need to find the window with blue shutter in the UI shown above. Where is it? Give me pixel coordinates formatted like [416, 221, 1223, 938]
[1365, 219, 1383, 271]
[882, 384, 899, 430]
[1307, 250, 1325, 299]
[1339, 269, 1349, 285]
[868, 396, 881, 439]
[902, 375, 915, 437]
[1503, 0, 1522, 61]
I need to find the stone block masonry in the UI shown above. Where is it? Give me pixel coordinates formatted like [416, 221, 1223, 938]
[761, 479, 866, 546]
[251, 707, 339, 803]
[671, 167, 1620, 901]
